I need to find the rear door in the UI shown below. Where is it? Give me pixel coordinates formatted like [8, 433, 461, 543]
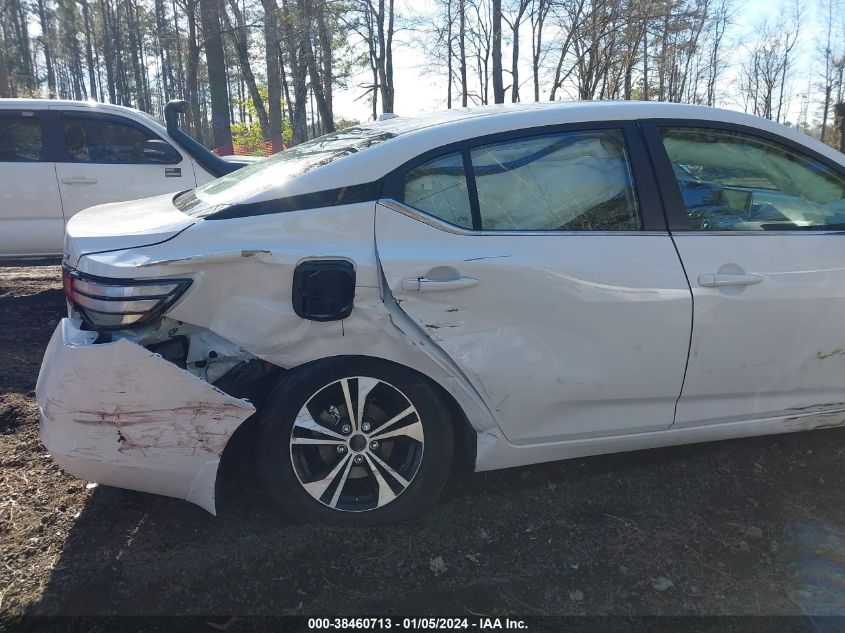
[376, 123, 693, 444]
[54, 110, 195, 219]
[0, 109, 64, 257]
[643, 122, 845, 428]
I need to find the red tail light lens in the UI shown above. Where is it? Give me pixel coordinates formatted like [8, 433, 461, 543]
[62, 267, 74, 304]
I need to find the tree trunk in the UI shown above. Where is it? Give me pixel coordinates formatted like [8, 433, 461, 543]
[81, 0, 98, 100]
[316, 2, 334, 121]
[172, 0, 185, 99]
[9, 0, 35, 92]
[372, 0, 395, 113]
[99, 0, 117, 102]
[154, 0, 174, 100]
[531, 0, 547, 102]
[37, 0, 58, 98]
[363, 1, 379, 118]
[0, 43, 10, 97]
[186, 0, 203, 141]
[642, 27, 649, 101]
[446, 0, 452, 108]
[124, 0, 147, 109]
[459, 0, 467, 106]
[281, 0, 308, 143]
[297, 0, 334, 132]
[199, 0, 233, 153]
[509, 0, 529, 102]
[491, 0, 504, 103]
[260, 0, 284, 150]
[223, 0, 270, 140]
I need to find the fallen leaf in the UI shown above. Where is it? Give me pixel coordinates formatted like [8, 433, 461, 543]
[430, 555, 448, 576]
[652, 576, 674, 592]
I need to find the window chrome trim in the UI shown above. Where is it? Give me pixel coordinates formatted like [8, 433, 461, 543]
[378, 199, 667, 236]
[670, 230, 845, 236]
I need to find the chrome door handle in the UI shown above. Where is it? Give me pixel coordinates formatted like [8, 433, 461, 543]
[698, 273, 763, 288]
[401, 276, 479, 292]
[61, 177, 98, 185]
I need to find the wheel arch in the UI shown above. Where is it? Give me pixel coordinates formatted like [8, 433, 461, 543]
[215, 354, 479, 508]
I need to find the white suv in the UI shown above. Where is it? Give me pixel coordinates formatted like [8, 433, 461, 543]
[0, 99, 251, 259]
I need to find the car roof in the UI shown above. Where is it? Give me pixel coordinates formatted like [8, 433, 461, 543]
[280, 100, 844, 202]
[0, 98, 142, 114]
[361, 101, 818, 147]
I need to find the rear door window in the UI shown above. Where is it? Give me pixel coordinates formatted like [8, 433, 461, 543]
[399, 128, 642, 232]
[0, 112, 44, 162]
[471, 129, 640, 231]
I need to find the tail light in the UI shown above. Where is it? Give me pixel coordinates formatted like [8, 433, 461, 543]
[63, 267, 192, 331]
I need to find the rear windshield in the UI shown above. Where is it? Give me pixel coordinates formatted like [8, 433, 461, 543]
[175, 126, 395, 217]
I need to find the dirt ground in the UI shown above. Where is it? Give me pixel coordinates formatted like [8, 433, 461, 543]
[2, 265, 845, 625]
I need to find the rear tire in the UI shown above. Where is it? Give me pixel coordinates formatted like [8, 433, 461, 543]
[255, 357, 453, 525]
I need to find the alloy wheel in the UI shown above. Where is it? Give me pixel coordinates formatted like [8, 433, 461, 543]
[288, 376, 425, 512]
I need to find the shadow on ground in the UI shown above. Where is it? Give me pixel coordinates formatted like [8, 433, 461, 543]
[28, 428, 845, 617]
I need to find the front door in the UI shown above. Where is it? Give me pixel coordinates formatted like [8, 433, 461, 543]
[645, 123, 845, 428]
[376, 125, 692, 444]
[54, 110, 194, 220]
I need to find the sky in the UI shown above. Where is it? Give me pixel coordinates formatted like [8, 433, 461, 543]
[330, 0, 830, 125]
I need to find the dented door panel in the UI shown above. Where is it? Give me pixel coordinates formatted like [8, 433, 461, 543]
[375, 203, 693, 444]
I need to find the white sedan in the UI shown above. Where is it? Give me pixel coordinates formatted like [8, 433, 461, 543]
[36, 101, 845, 524]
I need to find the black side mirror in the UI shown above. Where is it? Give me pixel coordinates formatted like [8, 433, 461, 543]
[139, 139, 181, 164]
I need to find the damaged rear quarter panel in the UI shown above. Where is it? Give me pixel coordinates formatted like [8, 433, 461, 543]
[78, 202, 501, 441]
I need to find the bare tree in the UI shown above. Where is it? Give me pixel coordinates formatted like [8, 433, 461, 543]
[503, 0, 530, 102]
[260, 0, 285, 149]
[468, 0, 492, 104]
[818, 0, 842, 142]
[529, 0, 551, 101]
[491, 0, 505, 102]
[221, 0, 269, 141]
[548, 0, 584, 101]
[36, 0, 57, 97]
[199, 0, 233, 153]
[298, 0, 334, 132]
[704, 0, 731, 106]
[740, 4, 800, 121]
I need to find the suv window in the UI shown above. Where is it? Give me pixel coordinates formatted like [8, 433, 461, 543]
[61, 114, 178, 164]
[660, 127, 845, 231]
[471, 129, 640, 231]
[403, 152, 474, 229]
[0, 113, 43, 162]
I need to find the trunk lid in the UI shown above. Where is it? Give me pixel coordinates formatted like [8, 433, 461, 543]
[64, 193, 194, 267]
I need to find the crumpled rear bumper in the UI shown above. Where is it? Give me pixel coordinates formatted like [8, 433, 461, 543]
[35, 319, 256, 514]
